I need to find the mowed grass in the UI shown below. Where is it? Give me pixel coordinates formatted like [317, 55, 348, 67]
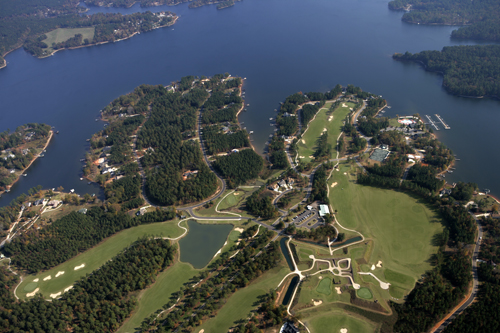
[43, 27, 95, 53]
[198, 260, 290, 333]
[307, 309, 378, 333]
[17, 219, 186, 300]
[329, 162, 443, 295]
[356, 287, 373, 299]
[297, 102, 353, 164]
[117, 262, 198, 333]
[316, 277, 332, 295]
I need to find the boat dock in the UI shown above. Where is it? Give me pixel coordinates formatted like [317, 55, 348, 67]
[425, 115, 440, 131]
[434, 114, 450, 129]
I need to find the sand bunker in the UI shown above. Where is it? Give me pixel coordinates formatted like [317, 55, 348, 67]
[33, 278, 39, 282]
[340, 329, 348, 333]
[55, 271, 65, 278]
[199, 330, 204, 333]
[309, 155, 314, 159]
[301, 139, 305, 144]
[50, 292, 61, 299]
[318, 276, 323, 280]
[43, 275, 51, 281]
[299, 156, 304, 158]
[312, 299, 323, 306]
[376, 261, 383, 268]
[26, 288, 39, 297]
[234, 227, 244, 233]
[328, 116, 333, 122]
[371, 264, 376, 271]
[331, 182, 338, 188]
[233, 192, 241, 196]
[349, 107, 353, 111]
[74, 264, 85, 271]
[344, 172, 347, 175]
[322, 127, 327, 132]
[342, 103, 347, 108]
[335, 287, 342, 294]
[64, 286, 73, 293]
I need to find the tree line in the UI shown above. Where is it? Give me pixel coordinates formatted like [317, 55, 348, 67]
[212, 149, 264, 188]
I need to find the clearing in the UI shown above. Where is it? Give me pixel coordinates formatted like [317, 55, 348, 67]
[42, 27, 95, 55]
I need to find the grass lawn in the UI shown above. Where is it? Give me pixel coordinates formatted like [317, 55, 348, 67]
[328, 162, 444, 299]
[307, 309, 378, 333]
[198, 260, 290, 333]
[356, 287, 373, 299]
[297, 102, 353, 164]
[316, 277, 332, 295]
[42, 27, 95, 54]
[117, 262, 198, 333]
[17, 219, 187, 300]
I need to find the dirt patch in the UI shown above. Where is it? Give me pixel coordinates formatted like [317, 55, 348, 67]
[335, 287, 342, 294]
[312, 299, 323, 306]
[26, 288, 39, 297]
[331, 182, 338, 188]
[43, 275, 51, 281]
[55, 271, 65, 278]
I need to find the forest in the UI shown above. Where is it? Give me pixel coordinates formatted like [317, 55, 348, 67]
[0, 238, 176, 332]
[84, 0, 185, 8]
[3, 206, 175, 273]
[393, 45, 500, 98]
[202, 125, 249, 155]
[309, 163, 331, 204]
[245, 189, 279, 219]
[268, 136, 289, 169]
[212, 149, 264, 188]
[388, 0, 500, 41]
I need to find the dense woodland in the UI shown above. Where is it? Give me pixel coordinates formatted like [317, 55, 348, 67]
[3, 206, 175, 273]
[202, 126, 249, 155]
[84, 0, 184, 8]
[212, 149, 263, 188]
[393, 45, 500, 98]
[0, 238, 176, 332]
[245, 188, 279, 219]
[268, 136, 289, 169]
[309, 163, 331, 204]
[388, 0, 500, 41]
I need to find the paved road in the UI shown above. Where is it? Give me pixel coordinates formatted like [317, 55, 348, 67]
[432, 213, 483, 333]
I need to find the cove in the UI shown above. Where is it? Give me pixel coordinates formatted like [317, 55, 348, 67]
[178, 220, 233, 269]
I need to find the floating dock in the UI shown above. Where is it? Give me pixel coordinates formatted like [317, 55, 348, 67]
[425, 115, 440, 131]
[435, 114, 450, 129]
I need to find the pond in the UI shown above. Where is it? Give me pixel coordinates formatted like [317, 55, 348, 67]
[178, 220, 233, 269]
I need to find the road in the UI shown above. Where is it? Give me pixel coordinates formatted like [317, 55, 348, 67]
[431, 214, 483, 333]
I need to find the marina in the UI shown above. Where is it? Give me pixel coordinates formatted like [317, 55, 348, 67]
[435, 114, 450, 129]
[425, 115, 440, 131]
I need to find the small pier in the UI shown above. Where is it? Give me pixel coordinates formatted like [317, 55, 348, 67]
[434, 114, 450, 129]
[425, 115, 440, 131]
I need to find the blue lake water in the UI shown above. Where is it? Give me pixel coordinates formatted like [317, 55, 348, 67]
[1, 0, 499, 205]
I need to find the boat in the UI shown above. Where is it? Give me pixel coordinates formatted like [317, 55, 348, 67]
[56, 131, 59, 134]
[95, 119, 99, 121]
[70, 189, 75, 193]
[249, 131, 254, 134]
[269, 118, 273, 120]
[43, 149, 46, 153]
[80, 178, 83, 181]
[86, 139, 90, 142]
[247, 104, 250, 106]
[88, 182, 92, 185]
[39, 154, 45, 157]
[22, 174, 27, 177]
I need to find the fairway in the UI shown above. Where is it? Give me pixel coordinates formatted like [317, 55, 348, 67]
[297, 102, 353, 164]
[43, 27, 95, 53]
[117, 262, 198, 333]
[328, 163, 443, 296]
[307, 310, 378, 333]
[17, 219, 186, 299]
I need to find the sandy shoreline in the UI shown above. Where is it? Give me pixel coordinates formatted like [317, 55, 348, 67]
[0, 130, 53, 197]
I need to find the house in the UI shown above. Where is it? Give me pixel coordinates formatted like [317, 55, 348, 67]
[182, 170, 199, 181]
[380, 144, 388, 150]
[287, 178, 294, 186]
[102, 146, 112, 153]
[268, 183, 279, 192]
[33, 199, 44, 206]
[280, 322, 299, 333]
[319, 204, 330, 217]
[439, 189, 452, 197]
[231, 149, 239, 154]
[22, 149, 30, 156]
[78, 208, 88, 214]
[307, 205, 313, 211]
[48, 200, 61, 207]
[136, 207, 146, 216]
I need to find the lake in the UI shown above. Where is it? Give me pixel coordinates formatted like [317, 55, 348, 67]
[1, 0, 499, 205]
[178, 220, 233, 269]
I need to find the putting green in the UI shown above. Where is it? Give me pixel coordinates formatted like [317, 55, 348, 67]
[316, 278, 332, 295]
[356, 287, 373, 299]
[23, 282, 38, 292]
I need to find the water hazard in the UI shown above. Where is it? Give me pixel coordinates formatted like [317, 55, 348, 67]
[178, 220, 233, 269]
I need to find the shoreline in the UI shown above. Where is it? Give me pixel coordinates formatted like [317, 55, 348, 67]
[235, 79, 259, 154]
[0, 130, 54, 197]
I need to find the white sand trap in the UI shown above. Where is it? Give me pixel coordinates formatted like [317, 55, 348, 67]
[335, 287, 342, 294]
[328, 116, 333, 122]
[199, 330, 204, 333]
[322, 127, 327, 132]
[331, 182, 338, 188]
[212, 248, 222, 258]
[371, 264, 376, 271]
[301, 139, 305, 144]
[308, 155, 314, 159]
[344, 172, 347, 175]
[234, 227, 244, 233]
[50, 292, 61, 299]
[233, 192, 241, 196]
[43, 275, 52, 281]
[376, 260, 383, 268]
[340, 329, 348, 333]
[299, 156, 305, 158]
[349, 108, 353, 111]
[33, 278, 39, 282]
[74, 264, 85, 271]
[64, 286, 73, 293]
[342, 103, 347, 108]
[26, 288, 39, 297]
[312, 299, 323, 306]
[318, 276, 323, 280]
[55, 271, 65, 278]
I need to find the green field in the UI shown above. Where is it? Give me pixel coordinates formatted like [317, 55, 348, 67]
[356, 287, 373, 299]
[329, 162, 443, 297]
[297, 102, 354, 164]
[117, 262, 198, 333]
[17, 219, 187, 300]
[316, 277, 332, 295]
[307, 309, 378, 333]
[42, 27, 95, 54]
[198, 260, 290, 333]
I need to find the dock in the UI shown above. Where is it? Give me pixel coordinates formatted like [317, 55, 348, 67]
[435, 114, 450, 129]
[425, 115, 440, 131]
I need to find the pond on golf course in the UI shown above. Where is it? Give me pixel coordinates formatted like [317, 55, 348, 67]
[178, 220, 233, 269]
